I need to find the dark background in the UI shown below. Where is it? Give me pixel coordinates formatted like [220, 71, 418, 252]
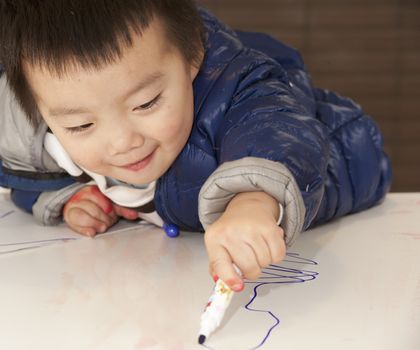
[198, 0, 420, 192]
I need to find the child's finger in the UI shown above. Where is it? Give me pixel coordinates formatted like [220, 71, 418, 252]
[113, 204, 139, 220]
[245, 233, 273, 270]
[64, 207, 106, 237]
[73, 225, 96, 238]
[85, 186, 114, 214]
[227, 243, 262, 281]
[65, 201, 112, 233]
[66, 207, 106, 234]
[66, 185, 115, 217]
[265, 226, 286, 264]
[207, 245, 244, 292]
[67, 199, 115, 228]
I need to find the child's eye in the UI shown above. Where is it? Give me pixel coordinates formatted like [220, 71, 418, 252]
[65, 123, 94, 134]
[135, 93, 162, 111]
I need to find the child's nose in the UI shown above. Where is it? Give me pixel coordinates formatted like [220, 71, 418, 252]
[108, 121, 145, 155]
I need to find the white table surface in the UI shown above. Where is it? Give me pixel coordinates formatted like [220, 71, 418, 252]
[0, 192, 419, 350]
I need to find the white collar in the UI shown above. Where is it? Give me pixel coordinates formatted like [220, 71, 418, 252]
[43, 132, 156, 208]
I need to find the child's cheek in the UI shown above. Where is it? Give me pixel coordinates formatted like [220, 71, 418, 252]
[164, 114, 193, 143]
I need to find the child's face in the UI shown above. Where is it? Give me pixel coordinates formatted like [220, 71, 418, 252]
[24, 18, 201, 185]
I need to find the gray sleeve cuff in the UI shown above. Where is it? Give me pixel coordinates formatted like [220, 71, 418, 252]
[32, 183, 88, 226]
[198, 157, 305, 247]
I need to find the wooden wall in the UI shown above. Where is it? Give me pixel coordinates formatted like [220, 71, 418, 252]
[198, 0, 420, 191]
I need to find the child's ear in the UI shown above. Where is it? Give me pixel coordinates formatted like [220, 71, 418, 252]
[189, 64, 200, 81]
[189, 50, 204, 81]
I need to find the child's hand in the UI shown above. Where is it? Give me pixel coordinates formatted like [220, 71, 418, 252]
[63, 185, 138, 237]
[204, 191, 285, 292]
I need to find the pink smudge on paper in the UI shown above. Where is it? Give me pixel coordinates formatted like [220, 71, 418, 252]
[134, 336, 158, 349]
[400, 232, 420, 240]
[389, 210, 412, 215]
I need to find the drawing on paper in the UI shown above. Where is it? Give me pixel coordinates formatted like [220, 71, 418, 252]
[202, 252, 318, 350]
[0, 203, 15, 219]
[244, 253, 318, 349]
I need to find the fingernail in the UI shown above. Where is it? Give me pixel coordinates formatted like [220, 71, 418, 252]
[129, 211, 138, 219]
[226, 279, 244, 292]
[232, 283, 244, 292]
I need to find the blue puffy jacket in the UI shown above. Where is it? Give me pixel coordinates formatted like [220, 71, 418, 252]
[155, 10, 391, 231]
[0, 10, 392, 234]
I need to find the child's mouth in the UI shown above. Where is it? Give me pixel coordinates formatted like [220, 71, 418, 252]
[121, 150, 155, 172]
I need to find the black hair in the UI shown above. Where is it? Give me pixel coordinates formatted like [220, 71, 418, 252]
[0, 0, 204, 126]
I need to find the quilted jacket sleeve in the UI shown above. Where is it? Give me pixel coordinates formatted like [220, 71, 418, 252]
[224, 60, 328, 225]
[0, 73, 85, 225]
[198, 52, 330, 245]
[198, 44, 391, 242]
[310, 88, 392, 225]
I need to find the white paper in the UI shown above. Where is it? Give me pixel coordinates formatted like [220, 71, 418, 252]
[0, 193, 419, 349]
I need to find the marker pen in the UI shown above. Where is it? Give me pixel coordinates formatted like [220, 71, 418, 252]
[198, 263, 244, 345]
[198, 278, 234, 344]
[197, 206, 283, 344]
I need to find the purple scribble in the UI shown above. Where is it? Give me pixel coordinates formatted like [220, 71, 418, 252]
[199, 253, 318, 350]
[243, 252, 318, 349]
[0, 209, 15, 219]
[0, 237, 77, 247]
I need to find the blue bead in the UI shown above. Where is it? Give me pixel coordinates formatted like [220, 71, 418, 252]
[163, 223, 180, 238]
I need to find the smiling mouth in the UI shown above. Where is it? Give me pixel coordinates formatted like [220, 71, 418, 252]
[121, 150, 155, 172]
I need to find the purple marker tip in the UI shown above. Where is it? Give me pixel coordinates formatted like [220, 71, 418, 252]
[198, 334, 206, 344]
